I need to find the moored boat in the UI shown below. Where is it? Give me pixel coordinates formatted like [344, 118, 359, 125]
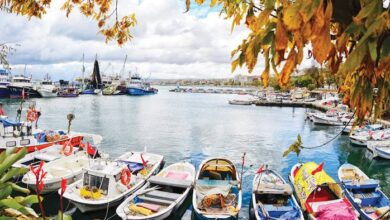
[228, 100, 253, 105]
[343, 124, 383, 135]
[37, 74, 58, 98]
[251, 166, 303, 220]
[0, 69, 11, 98]
[350, 129, 390, 147]
[192, 158, 242, 220]
[57, 87, 79, 97]
[367, 140, 390, 159]
[289, 162, 358, 219]
[338, 163, 390, 220]
[126, 74, 158, 96]
[116, 162, 195, 219]
[61, 151, 164, 213]
[8, 75, 41, 99]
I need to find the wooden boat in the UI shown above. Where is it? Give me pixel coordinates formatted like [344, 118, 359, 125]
[338, 164, 390, 220]
[0, 124, 84, 153]
[116, 162, 195, 219]
[61, 151, 164, 213]
[289, 162, 358, 220]
[192, 158, 242, 220]
[368, 140, 390, 159]
[251, 167, 303, 220]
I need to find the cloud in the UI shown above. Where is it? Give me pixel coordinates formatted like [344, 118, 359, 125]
[0, 0, 312, 80]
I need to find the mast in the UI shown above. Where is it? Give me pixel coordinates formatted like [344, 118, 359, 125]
[82, 53, 85, 90]
[120, 55, 127, 79]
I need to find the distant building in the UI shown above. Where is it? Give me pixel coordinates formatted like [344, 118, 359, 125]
[233, 74, 260, 84]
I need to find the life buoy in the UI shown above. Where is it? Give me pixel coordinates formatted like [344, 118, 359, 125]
[121, 168, 131, 185]
[27, 109, 38, 122]
[62, 141, 73, 156]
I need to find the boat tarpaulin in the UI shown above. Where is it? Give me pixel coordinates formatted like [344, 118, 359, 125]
[292, 162, 335, 206]
[316, 199, 357, 219]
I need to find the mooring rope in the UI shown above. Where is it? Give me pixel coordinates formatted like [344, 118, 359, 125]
[301, 111, 356, 149]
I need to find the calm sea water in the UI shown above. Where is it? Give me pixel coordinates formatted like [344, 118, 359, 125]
[3, 87, 389, 219]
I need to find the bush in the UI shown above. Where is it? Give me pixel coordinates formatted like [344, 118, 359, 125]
[307, 84, 316, 91]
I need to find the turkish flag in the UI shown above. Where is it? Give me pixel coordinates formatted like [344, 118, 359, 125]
[140, 154, 147, 167]
[311, 162, 324, 175]
[256, 165, 265, 174]
[86, 142, 96, 156]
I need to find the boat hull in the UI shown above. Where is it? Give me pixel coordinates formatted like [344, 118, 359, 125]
[38, 89, 58, 98]
[126, 88, 158, 96]
[8, 86, 42, 98]
[0, 87, 10, 98]
[349, 137, 367, 147]
[72, 197, 124, 213]
[312, 115, 343, 126]
[28, 172, 83, 194]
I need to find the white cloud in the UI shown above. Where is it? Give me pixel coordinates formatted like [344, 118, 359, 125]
[0, 0, 314, 80]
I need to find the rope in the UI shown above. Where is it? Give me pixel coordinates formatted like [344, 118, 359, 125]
[301, 111, 356, 149]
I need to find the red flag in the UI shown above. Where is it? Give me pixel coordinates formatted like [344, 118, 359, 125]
[86, 142, 96, 155]
[381, 133, 385, 139]
[60, 178, 67, 195]
[140, 153, 147, 167]
[256, 165, 265, 174]
[311, 162, 324, 175]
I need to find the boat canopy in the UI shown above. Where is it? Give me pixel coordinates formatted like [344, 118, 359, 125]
[293, 162, 336, 205]
[202, 159, 235, 173]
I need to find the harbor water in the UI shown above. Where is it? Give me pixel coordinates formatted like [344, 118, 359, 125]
[3, 87, 389, 219]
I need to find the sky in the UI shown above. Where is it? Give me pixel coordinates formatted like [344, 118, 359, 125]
[0, 0, 314, 80]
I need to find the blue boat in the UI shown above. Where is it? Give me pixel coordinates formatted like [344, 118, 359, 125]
[0, 69, 11, 98]
[192, 158, 242, 220]
[338, 164, 390, 220]
[126, 74, 158, 96]
[251, 167, 304, 220]
[81, 59, 102, 95]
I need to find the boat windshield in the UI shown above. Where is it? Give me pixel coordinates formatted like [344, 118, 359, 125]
[83, 173, 109, 195]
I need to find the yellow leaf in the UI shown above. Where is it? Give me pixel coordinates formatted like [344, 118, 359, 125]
[195, 0, 205, 4]
[210, 0, 217, 7]
[185, 0, 190, 12]
[311, 0, 325, 37]
[275, 18, 288, 51]
[283, 3, 303, 30]
[279, 49, 297, 85]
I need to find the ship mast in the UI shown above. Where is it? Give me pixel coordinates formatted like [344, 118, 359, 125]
[82, 53, 85, 90]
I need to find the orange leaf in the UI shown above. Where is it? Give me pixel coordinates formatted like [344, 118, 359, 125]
[279, 49, 297, 85]
[275, 18, 288, 51]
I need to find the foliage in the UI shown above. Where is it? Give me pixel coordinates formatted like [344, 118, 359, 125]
[283, 134, 302, 157]
[294, 75, 314, 88]
[0, 0, 136, 45]
[187, 0, 390, 121]
[0, 44, 16, 70]
[307, 83, 316, 91]
[0, 148, 40, 219]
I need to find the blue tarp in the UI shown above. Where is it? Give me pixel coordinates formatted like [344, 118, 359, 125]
[119, 160, 144, 173]
[0, 119, 22, 127]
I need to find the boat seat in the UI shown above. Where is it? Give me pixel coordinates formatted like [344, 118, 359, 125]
[254, 183, 293, 195]
[344, 179, 379, 190]
[263, 204, 294, 212]
[138, 195, 173, 206]
[35, 154, 59, 162]
[144, 190, 181, 201]
[148, 176, 192, 188]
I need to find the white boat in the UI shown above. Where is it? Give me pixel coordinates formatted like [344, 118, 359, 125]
[343, 124, 383, 135]
[22, 151, 90, 194]
[368, 140, 390, 159]
[37, 74, 58, 97]
[116, 162, 195, 220]
[251, 167, 303, 220]
[12, 133, 103, 168]
[61, 151, 164, 213]
[312, 109, 353, 126]
[338, 164, 390, 219]
[228, 100, 253, 105]
[350, 129, 390, 147]
[192, 158, 242, 220]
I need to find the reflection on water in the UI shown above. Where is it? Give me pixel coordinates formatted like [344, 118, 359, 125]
[3, 87, 389, 220]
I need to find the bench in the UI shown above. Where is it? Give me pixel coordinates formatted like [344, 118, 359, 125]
[148, 176, 192, 188]
[144, 190, 181, 201]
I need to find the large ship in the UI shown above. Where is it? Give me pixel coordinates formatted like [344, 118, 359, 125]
[0, 69, 11, 98]
[8, 75, 41, 99]
[37, 74, 59, 97]
[126, 74, 158, 96]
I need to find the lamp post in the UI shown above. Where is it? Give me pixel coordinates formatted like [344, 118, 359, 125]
[371, 88, 379, 121]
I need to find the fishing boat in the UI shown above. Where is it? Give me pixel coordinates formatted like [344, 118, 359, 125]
[338, 164, 390, 220]
[8, 75, 41, 99]
[37, 74, 58, 97]
[81, 59, 102, 95]
[289, 162, 358, 220]
[57, 87, 79, 97]
[126, 74, 158, 96]
[0, 69, 11, 98]
[14, 133, 101, 169]
[192, 158, 242, 220]
[0, 122, 84, 153]
[116, 162, 195, 219]
[343, 124, 383, 135]
[61, 151, 164, 213]
[251, 166, 303, 220]
[349, 129, 390, 147]
[367, 140, 390, 159]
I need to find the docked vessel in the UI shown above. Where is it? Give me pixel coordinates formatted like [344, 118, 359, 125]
[192, 158, 242, 220]
[8, 75, 41, 99]
[81, 59, 102, 95]
[57, 87, 79, 97]
[37, 74, 58, 97]
[61, 151, 164, 213]
[289, 162, 358, 220]
[338, 164, 390, 220]
[367, 140, 390, 159]
[349, 129, 390, 147]
[251, 166, 303, 220]
[0, 69, 11, 98]
[116, 162, 195, 220]
[126, 74, 158, 96]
